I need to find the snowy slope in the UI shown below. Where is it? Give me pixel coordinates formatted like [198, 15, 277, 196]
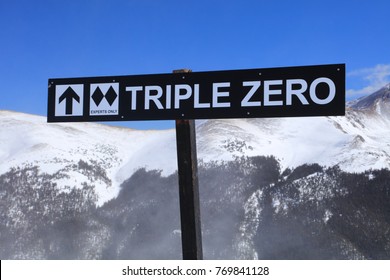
[198, 83, 390, 172]
[197, 113, 390, 172]
[0, 111, 177, 205]
[1, 84, 390, 205]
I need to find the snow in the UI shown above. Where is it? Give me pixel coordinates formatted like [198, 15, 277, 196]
[2, 85, 390, 205]
[0, 111, 177, 205]
[323, 209, 333, 223]
[197, 96, 390, 173]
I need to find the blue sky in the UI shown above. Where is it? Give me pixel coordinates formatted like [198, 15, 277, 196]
[1, 0, 389, 129]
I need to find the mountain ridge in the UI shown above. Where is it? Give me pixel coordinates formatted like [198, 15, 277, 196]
[0, 110, 177, 205]
[1, 84, 390, 205]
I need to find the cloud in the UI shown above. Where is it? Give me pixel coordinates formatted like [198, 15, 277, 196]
[347, 64, 390, 97]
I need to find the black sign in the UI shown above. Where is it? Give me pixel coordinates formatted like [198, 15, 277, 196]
[47, 64, 345, 122]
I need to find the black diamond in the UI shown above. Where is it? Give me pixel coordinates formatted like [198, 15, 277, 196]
[92, 87, 104, 106]
[105, 86, 118, 106]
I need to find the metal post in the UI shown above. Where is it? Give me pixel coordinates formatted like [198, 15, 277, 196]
[174, 69, 203, 260]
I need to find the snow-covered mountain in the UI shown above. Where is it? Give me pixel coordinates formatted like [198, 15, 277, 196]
[1, 83, 390, 205]
[1, 84, 390, 260]
[0, 111, 177, 205]
[198, 83, 390, 172]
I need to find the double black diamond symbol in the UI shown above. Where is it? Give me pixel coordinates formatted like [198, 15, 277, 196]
[92, 86, 118, 106]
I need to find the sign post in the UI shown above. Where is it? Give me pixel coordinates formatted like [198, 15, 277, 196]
[173, 69, 203, 260]
[175, 119, 203, 259]
[47, 63, 345, 260]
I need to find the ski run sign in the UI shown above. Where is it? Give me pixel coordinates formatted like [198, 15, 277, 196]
[47, 64, 345, 122]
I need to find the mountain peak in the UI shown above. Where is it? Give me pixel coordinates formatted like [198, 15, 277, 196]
[350, 83, 390, 110]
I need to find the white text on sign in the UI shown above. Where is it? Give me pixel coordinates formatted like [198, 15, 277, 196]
[126, 78, 336, 110]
